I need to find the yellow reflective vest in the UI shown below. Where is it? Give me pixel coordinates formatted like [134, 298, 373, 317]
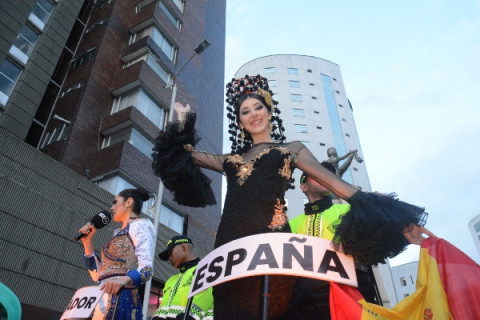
[154, 264, 213, 320]
[289, 203, 350, 240]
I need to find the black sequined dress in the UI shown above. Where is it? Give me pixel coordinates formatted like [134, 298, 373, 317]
[152, 114, 427, 319]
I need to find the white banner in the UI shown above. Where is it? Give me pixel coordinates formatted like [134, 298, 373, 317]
[61, 286, 103, 319]
[189, 233, 356, 298]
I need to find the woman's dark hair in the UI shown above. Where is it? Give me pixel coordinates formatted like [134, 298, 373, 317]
[118, 188, 150, 214]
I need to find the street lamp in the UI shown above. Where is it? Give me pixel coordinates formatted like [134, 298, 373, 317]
[142, 39, 210, 319]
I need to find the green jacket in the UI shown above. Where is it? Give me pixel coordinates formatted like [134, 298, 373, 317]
[154, 263, 213, 320]
[289, 203, 350, 240]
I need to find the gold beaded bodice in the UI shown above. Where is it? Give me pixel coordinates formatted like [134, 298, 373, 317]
[98, 226, 137, 281]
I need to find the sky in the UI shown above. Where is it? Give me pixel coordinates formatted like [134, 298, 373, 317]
[224, 0, 480, 266]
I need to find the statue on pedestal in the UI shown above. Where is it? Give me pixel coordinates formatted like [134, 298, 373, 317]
[326, 147, 363, 178]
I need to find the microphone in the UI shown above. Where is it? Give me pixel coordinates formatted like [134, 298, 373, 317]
[74, 210, 112, 241]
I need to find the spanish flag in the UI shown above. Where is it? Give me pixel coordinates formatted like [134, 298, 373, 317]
[330, 238, 480, 319]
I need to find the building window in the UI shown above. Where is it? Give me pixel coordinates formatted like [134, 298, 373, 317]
[314, 110, 319, 114]
[158, 1, 181, 30]
[172, 0, 185, 12]
[290, 94, 303, 102]
[0, 58, 23, 106]
[144, 53, 171, 83]
[96, 175, 154, 216]
[268, 80, 277, 87]
[333, 77, 337, 81]
[353, 167, 358, 171]
[289, 80, 300, 88]
[29, 0, 55, 30]
[130, 26, 177, 62]
[124, 52, 171, 84]
[102, 126, 154, 160]
[71, 47, 96, 69]
[474, 222, 480, 233]
[263, 67, 275, 74]
[335, 90, 340, 94]
[339, 104, 343, 108]
[345, 133, 350, 137]
[292, 108, 305, 117]
[151, 26, 177, 61]
[294, 124, 308, 133]
[319, 142, 325, 146]
[309, 83, 314, 86]
[316, 126, 322, 129]
[10, 24, 40, 64]
[400, 277, 407, 286]
[160, 205, 184, 233]
[40, 123, 69, 148]
[112, 88, 166, 129]
[307, 69, 312, 73]
[342, 118, 347, 122]
[312, 96, 317, 100]
[287, 67, 299, 75]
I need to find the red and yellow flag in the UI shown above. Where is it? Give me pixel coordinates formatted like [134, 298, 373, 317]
[330, 238, 480, 319]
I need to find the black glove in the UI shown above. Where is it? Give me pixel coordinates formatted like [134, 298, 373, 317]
[175, 313, 195, 320]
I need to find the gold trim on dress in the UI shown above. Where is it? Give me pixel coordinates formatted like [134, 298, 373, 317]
[226, 146, 293, 186]
[269, 199, 288, 230]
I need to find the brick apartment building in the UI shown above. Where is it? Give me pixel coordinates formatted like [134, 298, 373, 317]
[0, 0, 225, 318]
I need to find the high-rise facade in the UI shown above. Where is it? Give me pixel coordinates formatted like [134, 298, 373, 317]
[468, 213, 480, 257]
[0, 0, 225, 318]
[234, 54, 398, 307]
[234, 54, 370, 217]
[390, 261, 419, 301]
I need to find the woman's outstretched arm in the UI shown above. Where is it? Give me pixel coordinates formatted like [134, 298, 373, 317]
[294, 143, 358, 200]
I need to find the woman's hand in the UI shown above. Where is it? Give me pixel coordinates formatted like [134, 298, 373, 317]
[174, 102, 190, 121]
[100, 276, 132, 295]
[403, 224, 437, 245]
[78, 222, 96, 239]
[79, 222, 96, 255]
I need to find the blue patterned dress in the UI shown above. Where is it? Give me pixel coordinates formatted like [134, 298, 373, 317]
[84, 218, 155, 319]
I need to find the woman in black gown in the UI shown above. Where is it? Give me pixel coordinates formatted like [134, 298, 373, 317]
[152, 75, 431, 319]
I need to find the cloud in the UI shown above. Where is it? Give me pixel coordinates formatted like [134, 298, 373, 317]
[225, 0, 480, 265]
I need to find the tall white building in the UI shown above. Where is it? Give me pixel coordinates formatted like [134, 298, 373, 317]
[468, 213, 480, 256]
[390, 261, 419, 301]
[235, 54, 370, 217]
[234, 54, 398, 307]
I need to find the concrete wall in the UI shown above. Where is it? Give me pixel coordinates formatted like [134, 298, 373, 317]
[0, 128, 209, 318]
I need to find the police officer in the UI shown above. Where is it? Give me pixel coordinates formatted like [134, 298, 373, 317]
[286, 162, 379, 319]
[153, 235, 213, 320]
